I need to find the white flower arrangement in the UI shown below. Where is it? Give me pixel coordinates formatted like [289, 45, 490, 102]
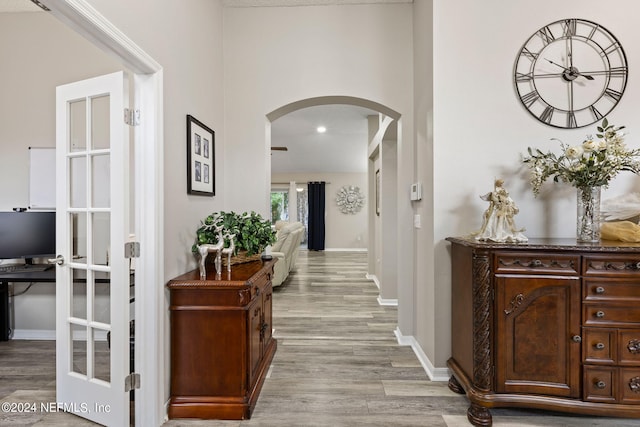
[522, 119, 640, 196]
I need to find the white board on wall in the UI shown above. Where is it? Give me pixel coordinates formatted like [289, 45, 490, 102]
[29, 147, 56, 210]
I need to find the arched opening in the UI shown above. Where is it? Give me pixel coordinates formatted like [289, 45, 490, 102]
[267, 96, 400, 306]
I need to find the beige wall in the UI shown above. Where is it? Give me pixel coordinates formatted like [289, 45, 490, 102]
[413, 0, 438, 367]
[272, 173, 368, 249]
[427, 0, 640, 368]
[86, 0, 226, 281]
[223, 3, 414, 215]
[223, 0, 416, 346]
[1, 0, 225, 326]
[0, 12, 120, 212]
[0, 12, 121, 333]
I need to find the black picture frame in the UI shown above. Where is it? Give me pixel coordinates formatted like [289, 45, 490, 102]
[187, 115, 215, 196]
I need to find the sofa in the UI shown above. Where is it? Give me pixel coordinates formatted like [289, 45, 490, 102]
[271, 221, 304, 287]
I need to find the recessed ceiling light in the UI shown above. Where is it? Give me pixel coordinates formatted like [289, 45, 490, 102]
[316, 126, 327, 133]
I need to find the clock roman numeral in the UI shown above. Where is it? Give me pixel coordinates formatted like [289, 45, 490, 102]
[567, 112, 577, 129]
[539, 106, 554, 124]
[515, 72, 533, 82]
[609, 66, 628, 77]
[563, 19, 577, 37]
[590, 105, 603, 121]
[601, 41, 623, 57]
[586, 24, 600, 41]
[604, 88, 623, 102]
[537, 26, 555, 46]
[520, 91, 539, 107]
[520, 47, 538, 61]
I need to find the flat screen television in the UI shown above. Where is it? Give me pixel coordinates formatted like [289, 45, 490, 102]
[0, 211, 56, 264]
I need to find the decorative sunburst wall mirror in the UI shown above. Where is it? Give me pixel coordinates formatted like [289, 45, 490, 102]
[336, 185, 365, 214]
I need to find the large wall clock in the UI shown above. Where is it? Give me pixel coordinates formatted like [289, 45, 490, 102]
[514, 19, 627, 128]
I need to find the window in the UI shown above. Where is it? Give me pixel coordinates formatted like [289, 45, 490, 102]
[270, 190, 289, 224]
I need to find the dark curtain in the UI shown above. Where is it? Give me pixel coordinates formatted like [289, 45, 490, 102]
[307, 181, 325, 251]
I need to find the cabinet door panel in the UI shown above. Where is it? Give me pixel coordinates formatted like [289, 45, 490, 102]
[620, 368, 640, 404]
[619, 330, 640, 366]
[248, 299, 262, 387]
[263, 284, 273, 346]
[496, 275, 581, 397]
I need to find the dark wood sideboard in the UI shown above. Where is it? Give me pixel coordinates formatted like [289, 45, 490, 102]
[446, 237, 640, 427]
[167, 259, 277, 420]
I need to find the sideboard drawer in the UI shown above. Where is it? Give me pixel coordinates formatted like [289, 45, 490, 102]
[583, 328, 616, 364]
[584, 255, 640, 277]
[584, 366, 616, 402]
[494, 252, 579, 275]
[584, 279, 640, 301]
[584, 304, 640, 328]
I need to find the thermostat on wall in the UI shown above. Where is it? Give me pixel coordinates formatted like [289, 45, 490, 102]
[410, 182, 422, 201]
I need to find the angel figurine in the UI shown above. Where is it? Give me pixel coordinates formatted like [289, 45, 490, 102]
[475, 179, 528, 243]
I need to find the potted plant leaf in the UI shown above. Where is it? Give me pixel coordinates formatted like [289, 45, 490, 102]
[192, 211, 276, 264]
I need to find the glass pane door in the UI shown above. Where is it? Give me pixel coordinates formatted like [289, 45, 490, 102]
[56, 72, 129, 426]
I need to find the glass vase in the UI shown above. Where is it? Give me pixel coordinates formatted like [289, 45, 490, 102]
[576, 186, 601, 243]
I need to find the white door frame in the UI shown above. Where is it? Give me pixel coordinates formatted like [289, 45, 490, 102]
[41, 1, 164, 425]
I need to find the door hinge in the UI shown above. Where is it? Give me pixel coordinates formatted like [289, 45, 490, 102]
[124, 242, 140, 258]
[125, 373, 140, 392]
[124, 108, 140, 126]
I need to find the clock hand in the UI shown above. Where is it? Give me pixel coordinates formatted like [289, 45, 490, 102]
[544, 58, 595, 80]
[580, 69, 625, 76]
[568, 40, 574, 68]
[532, 72, 568, 78]
[544, 58, 570, 71]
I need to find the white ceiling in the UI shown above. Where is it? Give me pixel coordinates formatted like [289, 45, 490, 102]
[271, 104, 377, 174]
[224, 0, 412, 6]
[0, 0, 414, 12]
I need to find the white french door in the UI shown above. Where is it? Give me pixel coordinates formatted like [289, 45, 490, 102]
[55, 71, 131, 426]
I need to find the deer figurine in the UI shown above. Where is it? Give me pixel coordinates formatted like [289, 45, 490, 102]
[221, 233, 236, 272]
[197, 225, 225, 279]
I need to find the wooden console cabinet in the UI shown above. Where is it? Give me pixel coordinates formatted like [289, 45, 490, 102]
[167, 259, 277, 420]
[447, 237, 640, 426]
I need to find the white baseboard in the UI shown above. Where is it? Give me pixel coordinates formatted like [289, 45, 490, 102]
[11, 329, 108, 341]
[366, 273, 380, 289]
[365, 275, 397, 306]
[11, 329, 56, 340]
[394, 327, 450, 381]
[323, 248, 367, 252]
[377, 296, 398, 306]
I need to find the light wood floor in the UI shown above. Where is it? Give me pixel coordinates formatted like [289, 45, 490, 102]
[2, 250, 640, 426]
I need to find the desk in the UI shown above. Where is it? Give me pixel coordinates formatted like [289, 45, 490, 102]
[0, 269, 119, 341]
[0, 268, 56, 341]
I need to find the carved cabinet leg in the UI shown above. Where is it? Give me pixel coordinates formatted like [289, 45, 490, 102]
[467, 403, 492, 427]
[448, 375, 465, 394]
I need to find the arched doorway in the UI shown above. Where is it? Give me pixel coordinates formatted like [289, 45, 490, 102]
[267, 96, 400, 304]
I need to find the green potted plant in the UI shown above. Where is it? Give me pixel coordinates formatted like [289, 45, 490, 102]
[192, 211, 276, 260]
